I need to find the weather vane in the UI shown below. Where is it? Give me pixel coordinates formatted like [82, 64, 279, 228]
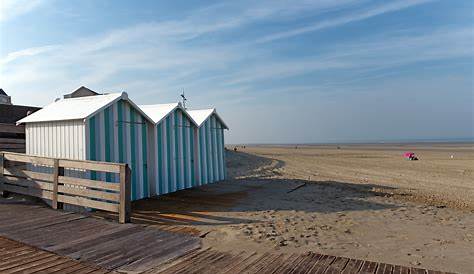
[180, 89, 187, 109]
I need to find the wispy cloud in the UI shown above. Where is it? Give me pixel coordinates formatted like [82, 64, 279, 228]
[0, 45, 58, 66]
[1, 0, 471, 108]
[0, 0, 44, 22]
[257, 0, 435, 43]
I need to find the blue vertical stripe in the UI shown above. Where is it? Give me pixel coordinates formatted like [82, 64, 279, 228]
[200, 124, 206, 184]
[166, 116, 172, 193]
[142, 121, 148, 197]
[157, 125, 163, 195]
[183, 116, 188, 188]
[130, 108, 137, 200]
[190, 123, 195, 187]
[174, 111, 180, 190]
[89, 116, 97, 180]
[221, 125, 226, 179]
[104, 107, 112, 182]
[205, 120, 211, 183]
[211, 116, 217, 181]
[117, 101, 124, 163]
[216, 122, 221, 180]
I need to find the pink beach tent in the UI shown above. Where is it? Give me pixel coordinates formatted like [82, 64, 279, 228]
[404, 152, 415, 158]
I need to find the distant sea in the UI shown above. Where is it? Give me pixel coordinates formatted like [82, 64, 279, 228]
[229, 137, 474, 146]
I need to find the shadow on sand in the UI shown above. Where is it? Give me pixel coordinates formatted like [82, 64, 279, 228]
[104, 150, 400, 228]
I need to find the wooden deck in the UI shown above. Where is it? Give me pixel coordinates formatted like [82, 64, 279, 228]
[0, 196, 454, 274]
[0, 237, 114, 274]
[152, 248, 452, 274]
[0, 197, 200, 273]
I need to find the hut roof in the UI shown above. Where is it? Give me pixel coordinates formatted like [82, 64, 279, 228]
[17, 92, 153, 124]
[139, 103, 197, 126]
[188, 109, 228, 129]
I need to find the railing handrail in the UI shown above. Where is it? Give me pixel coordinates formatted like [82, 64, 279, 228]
[0, 151, 131, 223]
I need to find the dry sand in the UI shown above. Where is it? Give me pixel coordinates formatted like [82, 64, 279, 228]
[192, 144, 474, 273]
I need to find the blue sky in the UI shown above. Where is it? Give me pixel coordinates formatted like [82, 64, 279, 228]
[0, 0, 473, 143]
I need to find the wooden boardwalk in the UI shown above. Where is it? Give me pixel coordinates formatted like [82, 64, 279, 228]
[0, 197, 200, 273]
[0, 237, 114, 274]
[151, 248, 451, 274]
[0, 197, 453, 274]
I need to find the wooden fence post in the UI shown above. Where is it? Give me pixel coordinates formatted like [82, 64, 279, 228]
[119, 164, 131, 223]
[52, 159, 59, 209]
[58, 166, 64, 210]
[0, 152, 4, 197]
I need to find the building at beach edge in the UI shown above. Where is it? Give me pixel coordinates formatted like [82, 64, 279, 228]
[17, 87, 228, 201]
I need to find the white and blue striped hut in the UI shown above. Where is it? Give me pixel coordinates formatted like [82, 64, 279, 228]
[139, 103, 199, 195]
[17, 92, 155, 201]
[188, 109, 228, 185]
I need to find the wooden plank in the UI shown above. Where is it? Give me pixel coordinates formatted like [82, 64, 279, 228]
[18, 218, 105, 247]
[292, 253, 322, 274]
[411, 268, 427, 274]
[341, 258, 364, 274]
[48, 224, 134, 252]
[0, 249, 37, 262]
[3, 215, 85, 237]
[0, 144, 25, 149]
[58, 194, 119, 213]
[0, 211, 72, 231]
[66, 229, 153, 262]
[376, 263, 393, 274]
[270, 253, 304, 273]
[1, 184, 53, 200]
[0, 123, 24, 134]
[3, 168, 53, 182]
[1, 148, 25, 153]
[58, 185, 119, 202]
[310, 255, 336, 274]
[119, 165, 131, 223]
[1, 176, 53, 191]
[359, 261, 378, 274]
[325, 256, 349, 274]
[159, 249, 219, 274]
[116, 233, 200, 272]
[57, 226, 144, 257]
[49, 263, 91, 274]
[59, 159, 122, 173]
[1, 254, 60, 273]
[9, 256, 71, 274]
[0, 252, 53, 270]
[52, 159, 59, 209]
[3, 152, 54, 166]
[0, 138, 25, 144]
[33, 260, 80, 274]
[58, 176, 120, 191]
[392, 265, 410, 274]
[0, 152, 4, 196]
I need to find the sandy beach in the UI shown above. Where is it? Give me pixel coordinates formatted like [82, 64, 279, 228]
[151, 143, 474, 273]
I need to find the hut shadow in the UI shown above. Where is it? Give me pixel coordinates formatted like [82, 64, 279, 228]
[94, 151, 401, 229]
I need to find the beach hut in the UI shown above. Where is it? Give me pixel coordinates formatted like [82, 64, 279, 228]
[188, 109, 228, 185]
[17, 92, 155, 201]
[139, 103, 199, 195]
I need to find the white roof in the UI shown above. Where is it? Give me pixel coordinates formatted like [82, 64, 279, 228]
[139, 103, 197, 126]
[17, 92, 153, 124]
[188, 108, 228, 129]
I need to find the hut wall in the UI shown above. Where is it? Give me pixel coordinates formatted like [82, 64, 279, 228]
[85, 99, 153, 201]
[25, 120, 88, 210]
[152, 108, 196, 195]
[25, 120, 86, 160]
[196, 114, 226, 185]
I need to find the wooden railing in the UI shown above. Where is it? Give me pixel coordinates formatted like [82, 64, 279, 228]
[0, 123, 26, 153]
[0, 152, 131, 223]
